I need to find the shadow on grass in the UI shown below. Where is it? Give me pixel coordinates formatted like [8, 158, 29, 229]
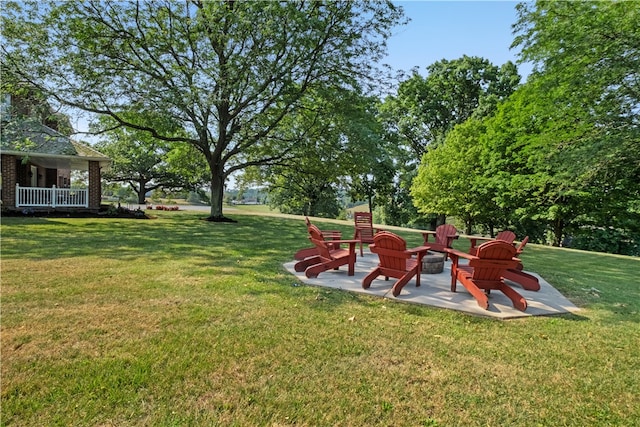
[1, 213, 308, 262]
[2, 213, 638, 324]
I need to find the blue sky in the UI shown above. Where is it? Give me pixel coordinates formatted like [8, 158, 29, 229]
[383, 1, 532, 79]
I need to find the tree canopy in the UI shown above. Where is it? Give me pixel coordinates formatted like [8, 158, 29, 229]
[511, 0, 639, 249]
[378, 56, 520, 229]
[379, 56, 520, 158]
[1, 0, 404, 221]
[411, 1, 639, 253]
[246, 88, 390, 217]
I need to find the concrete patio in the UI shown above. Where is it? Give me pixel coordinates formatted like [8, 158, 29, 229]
[284, 250, 580, 319]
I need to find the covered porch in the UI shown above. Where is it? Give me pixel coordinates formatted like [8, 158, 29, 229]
[1, 121, 110, 212]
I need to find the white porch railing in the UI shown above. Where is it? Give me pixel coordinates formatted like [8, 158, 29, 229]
[16, 184, 89, 208]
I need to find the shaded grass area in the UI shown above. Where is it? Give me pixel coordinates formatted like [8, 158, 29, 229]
[1, 211, 639, 426]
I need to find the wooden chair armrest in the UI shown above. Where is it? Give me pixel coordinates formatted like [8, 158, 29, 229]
[331, 239, 359, 254]
[421, 231, 436, 243]
[468, 236, 492, 249]
[407, 245, 431, 255]
[445, 248, 475, 261]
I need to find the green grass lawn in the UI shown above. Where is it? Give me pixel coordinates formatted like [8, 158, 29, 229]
[1, 211, 639, 426]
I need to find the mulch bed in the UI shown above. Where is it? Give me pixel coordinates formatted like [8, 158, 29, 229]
[2, 205, 150, 219]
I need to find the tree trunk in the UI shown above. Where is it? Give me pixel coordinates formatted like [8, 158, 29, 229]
[552, 218, 564, 247]
[135, 178, 150, 204]
[206, 170, 235, 222]
[137, 186, 146, 204]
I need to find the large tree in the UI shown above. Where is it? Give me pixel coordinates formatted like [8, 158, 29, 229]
[411, 118, 500, 235]
[481, 82, 591, 246]
[511, 0, 640, 249]
[1, 0, 404, 221]
[413, 2, 640, 250]
[378, 56, 520, 228]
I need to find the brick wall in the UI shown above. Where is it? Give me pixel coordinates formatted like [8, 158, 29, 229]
[16, 159, 28, 186]
[88, 161, 101, 210]
[1, 154, 17, 208]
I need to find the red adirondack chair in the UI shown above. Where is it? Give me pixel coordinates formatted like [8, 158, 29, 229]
[421, 224, 459, 260]
[294, 217, 343, 261]
[496, 230, 517, 243]
[353, 211, 381, 256]
[362, 231, 430, 297]
[502, 236, 540, 291]
[448, 240, 527, 311]
[294, 224, 357, 278]
[469, 230, 516, 255]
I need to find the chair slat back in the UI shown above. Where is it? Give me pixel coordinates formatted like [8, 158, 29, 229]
[435, 224, 457, 245]
[495, 230, 516, 244]
[308, 224, 333, 261]
[354, 211, 376, 245]
[354, 212, 373, 229]
[468, 241, 519, 281]
[370, 231, 408, 271]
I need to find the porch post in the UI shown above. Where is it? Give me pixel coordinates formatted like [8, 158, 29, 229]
[88, 161, 101, 210]
[1, 154, 17, 209]
[52, 185, 57, 207]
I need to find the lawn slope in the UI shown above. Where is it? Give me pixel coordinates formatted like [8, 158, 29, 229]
[1, 211, 638, 426]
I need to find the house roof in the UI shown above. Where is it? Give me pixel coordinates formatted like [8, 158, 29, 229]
[1, 118, 110, 170]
